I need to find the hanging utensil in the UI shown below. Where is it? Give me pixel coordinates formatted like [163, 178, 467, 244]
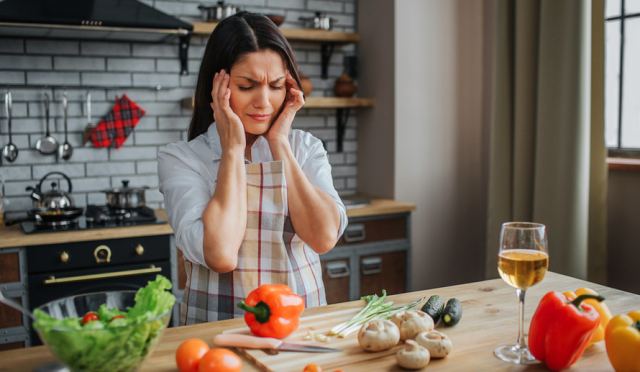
[2, 91, 18, 163]
[82, 92, 94, 145]
[58, 92, 73, 160]
[35, 93, 59, 155]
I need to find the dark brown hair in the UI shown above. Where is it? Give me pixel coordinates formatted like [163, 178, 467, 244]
[188, 11, 302, 141]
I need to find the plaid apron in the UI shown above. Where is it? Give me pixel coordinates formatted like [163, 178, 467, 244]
[180, 160, 327, 325]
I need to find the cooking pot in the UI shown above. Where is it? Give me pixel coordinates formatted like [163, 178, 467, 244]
[198, 1, 239, 22]
[26, 172, 75, 210]
[102, 180, 148, 209]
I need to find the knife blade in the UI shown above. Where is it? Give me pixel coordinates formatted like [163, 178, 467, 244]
[213, 333, 339, 353]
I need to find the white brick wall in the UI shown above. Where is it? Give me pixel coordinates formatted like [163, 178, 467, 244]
[0, 0, 358, 211]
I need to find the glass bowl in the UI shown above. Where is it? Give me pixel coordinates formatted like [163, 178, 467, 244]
[34, 290, 171, 372]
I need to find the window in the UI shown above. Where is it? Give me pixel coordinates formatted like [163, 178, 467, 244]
[606, 0, 640, 152]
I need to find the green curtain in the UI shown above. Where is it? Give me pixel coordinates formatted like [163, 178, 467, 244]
[485, 0, 607, 282]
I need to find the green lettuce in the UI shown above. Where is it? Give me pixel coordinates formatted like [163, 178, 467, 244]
[33, 275, 176, 372]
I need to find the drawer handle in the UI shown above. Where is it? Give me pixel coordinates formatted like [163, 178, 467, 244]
[135, 244, 145, 256]
[94, 245, 111, 264]
[44, 265, 162, 285]
[361, 257, 382, 275]
[60, 251, 70, 264]
[343, 224, 366, 243]
[326, 261, 350, 278]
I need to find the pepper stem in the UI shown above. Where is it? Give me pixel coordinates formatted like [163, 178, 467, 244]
[569, 294, 605, 311]
[238, 301, 271, 323]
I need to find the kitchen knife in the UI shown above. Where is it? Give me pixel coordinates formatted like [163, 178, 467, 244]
[213, 333, 339, 353]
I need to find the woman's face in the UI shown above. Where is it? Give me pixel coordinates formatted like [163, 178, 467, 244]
[228, 49, 287, 136]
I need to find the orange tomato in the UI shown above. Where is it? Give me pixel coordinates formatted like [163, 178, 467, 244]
[303, 363, 322, 372]
[198, 348, 242, 372]
[176, 338, 210, 372]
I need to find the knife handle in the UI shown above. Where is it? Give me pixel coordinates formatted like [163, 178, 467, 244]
[214, 334, 283, 350]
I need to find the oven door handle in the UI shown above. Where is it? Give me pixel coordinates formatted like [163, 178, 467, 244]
[43, 265, 162, 285]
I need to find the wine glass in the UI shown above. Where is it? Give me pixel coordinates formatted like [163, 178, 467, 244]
[494, 222, 549, 364]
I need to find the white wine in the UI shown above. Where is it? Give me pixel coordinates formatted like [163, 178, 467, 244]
[498, 249, 548, 290]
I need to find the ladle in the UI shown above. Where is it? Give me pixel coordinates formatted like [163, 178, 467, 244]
[35, 92, 59, 155]
[58, 92, 73, 160]
[2, 91, 18, 163]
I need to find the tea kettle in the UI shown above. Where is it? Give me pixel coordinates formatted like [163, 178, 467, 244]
[26, 171, 75, 210]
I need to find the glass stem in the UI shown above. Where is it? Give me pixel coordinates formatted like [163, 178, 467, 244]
[516, 288, 527, 349]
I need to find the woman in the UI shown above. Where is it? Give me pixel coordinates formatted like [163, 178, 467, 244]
[158, 12, 347, 325]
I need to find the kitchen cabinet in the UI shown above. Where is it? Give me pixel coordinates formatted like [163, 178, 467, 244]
[0, 248, 29, 350]
[321, 212, 412, 304]
[174, 211, 412, 305]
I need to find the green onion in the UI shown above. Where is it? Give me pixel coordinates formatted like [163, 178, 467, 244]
[328, 290, 425, 338]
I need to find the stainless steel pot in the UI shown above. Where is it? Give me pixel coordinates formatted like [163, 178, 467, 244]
[103, 180, 148, 209]
[198, 1, 239, 22]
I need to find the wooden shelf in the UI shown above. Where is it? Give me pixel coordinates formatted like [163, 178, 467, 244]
[607, 157, 640, 172]
[181, 96, 373, 110]
[192, 21, 360, 43]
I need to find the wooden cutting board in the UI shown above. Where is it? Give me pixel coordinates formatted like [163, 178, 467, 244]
[222, 306, 407, 372]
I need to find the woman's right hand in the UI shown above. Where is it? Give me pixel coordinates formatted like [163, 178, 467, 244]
[211, 69, 245, 154]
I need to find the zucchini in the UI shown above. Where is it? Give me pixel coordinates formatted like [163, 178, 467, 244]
[442, 298, 462, 327]
[421, 295, 445, 323]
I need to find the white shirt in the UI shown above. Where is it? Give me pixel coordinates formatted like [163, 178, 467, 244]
[158, 123, 348, 267]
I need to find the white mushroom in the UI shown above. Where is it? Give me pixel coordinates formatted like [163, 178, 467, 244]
[396, 339, 430, 369]
[391, 310, 434, 341]
[415, 330, 453, 358]
[357, 319, 401, 352]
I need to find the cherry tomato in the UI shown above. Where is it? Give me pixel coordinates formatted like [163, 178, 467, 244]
[176, 338, 210, 372]
[81, 312, 99, 324]
[303, 363, 322, 372]
[198, 348, 242, 372]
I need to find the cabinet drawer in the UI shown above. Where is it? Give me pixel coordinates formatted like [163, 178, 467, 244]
[0, 251, 20, 284]
[359, 251, 406, 296]
[27, 235, 171, 273]
[322, 259, 351, 304]
[338, 216, 406, 246]
[0, 296, 23, 328]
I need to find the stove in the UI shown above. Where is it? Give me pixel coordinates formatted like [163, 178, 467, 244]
[20, 205, 165, 234]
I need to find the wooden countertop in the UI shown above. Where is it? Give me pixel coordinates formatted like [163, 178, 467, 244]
[1, 272, 636, 371]
[0, 210, 173, 250]
[0, 200, 415, 250]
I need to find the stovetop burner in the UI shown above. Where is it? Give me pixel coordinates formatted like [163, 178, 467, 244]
[19, 205, 164, 234]
[85, 205, 157, 224]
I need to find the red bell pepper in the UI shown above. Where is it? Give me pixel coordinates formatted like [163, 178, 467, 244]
[238, 284, 304, 339]
[528, 291, 604, 371]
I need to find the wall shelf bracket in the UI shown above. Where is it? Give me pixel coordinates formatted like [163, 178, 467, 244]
[179, 35, 191, 76]
[321, 43, 335, 79]
[336, 107, 351, 152]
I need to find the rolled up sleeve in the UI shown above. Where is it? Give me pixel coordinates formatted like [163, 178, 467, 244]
[158, 143, 212, 267]
[296, 131, 348, 239]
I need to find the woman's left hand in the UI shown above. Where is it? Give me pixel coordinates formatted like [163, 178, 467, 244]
[265, 71, 305, 145]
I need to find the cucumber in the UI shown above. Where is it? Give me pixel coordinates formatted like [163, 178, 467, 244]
[442, 298, 462, 327]
[421, 295, 445, 323]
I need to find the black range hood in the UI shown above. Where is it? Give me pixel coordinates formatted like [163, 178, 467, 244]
[0, 0, 193, 74]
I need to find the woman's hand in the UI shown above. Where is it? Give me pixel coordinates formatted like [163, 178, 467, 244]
[265, 71, 305, 145]
[211, 69, 245, 154]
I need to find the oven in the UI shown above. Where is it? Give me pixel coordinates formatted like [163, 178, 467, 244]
[26, 235, 172, 345]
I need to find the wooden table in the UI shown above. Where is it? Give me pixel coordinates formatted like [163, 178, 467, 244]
[1, 272, 637, 371]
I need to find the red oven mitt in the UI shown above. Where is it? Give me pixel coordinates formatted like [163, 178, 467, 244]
[89, 95, 146, 148]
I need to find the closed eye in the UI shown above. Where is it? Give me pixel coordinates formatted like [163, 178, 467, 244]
[238, 86, 253, 91]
